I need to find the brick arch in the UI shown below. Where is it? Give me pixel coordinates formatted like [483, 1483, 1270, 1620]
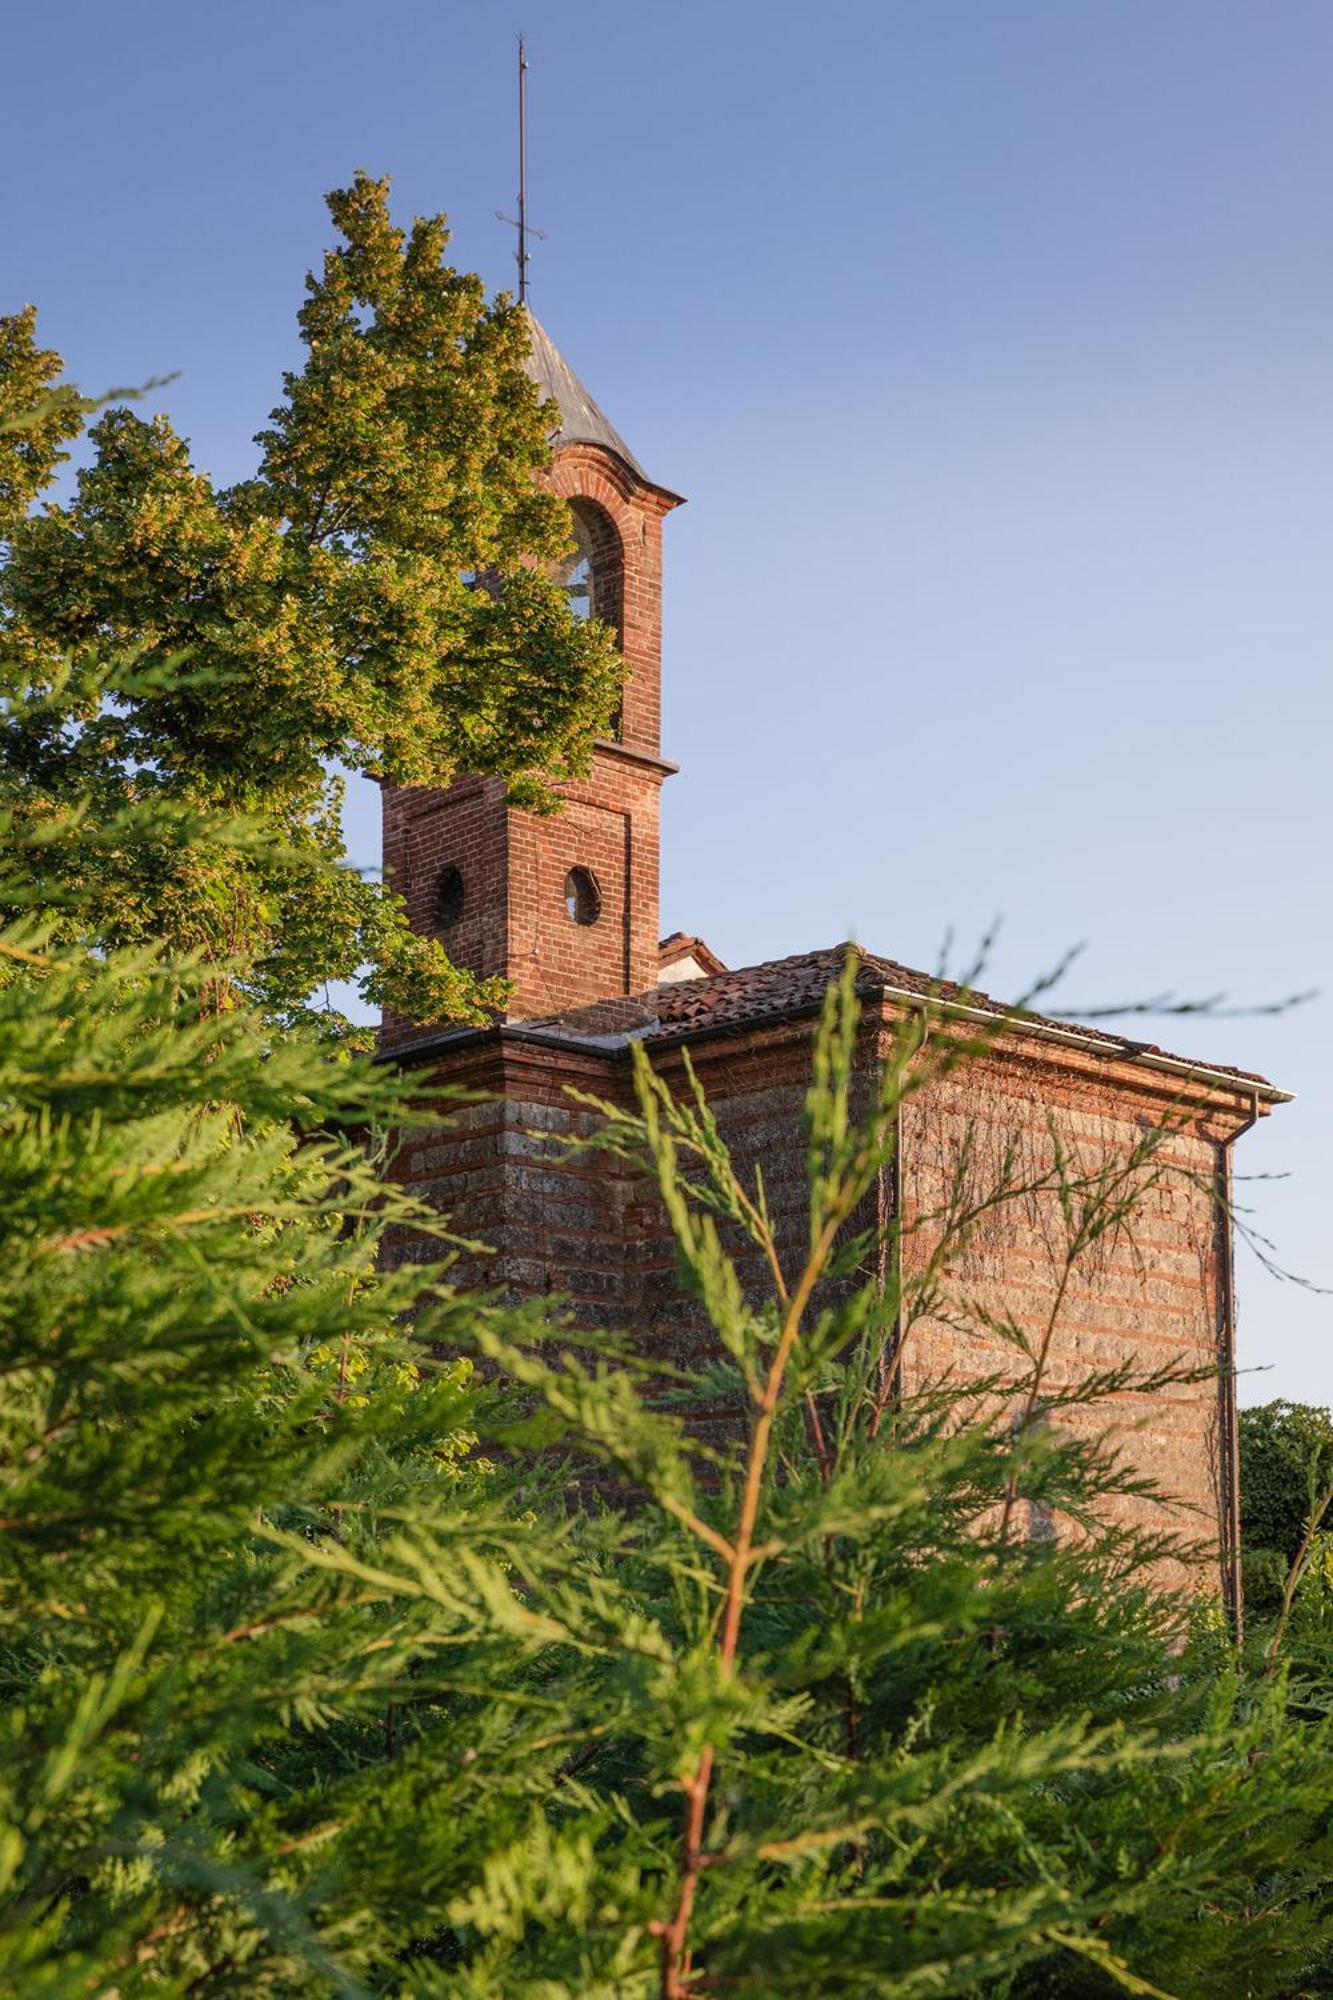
[379, 380, 682, 1043]
[545, 444, 669, 758]
[546, 445, 646, 516]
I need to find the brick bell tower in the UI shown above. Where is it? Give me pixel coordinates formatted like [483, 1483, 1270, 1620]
[380, 310, 683, 1045]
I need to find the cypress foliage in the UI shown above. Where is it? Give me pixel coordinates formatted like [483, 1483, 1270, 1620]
[0, 422, 1330, 1995]
[421, 970, 1333, 1998]
[0, 889, 516, 1990]
[3, 849, 1330, 1993]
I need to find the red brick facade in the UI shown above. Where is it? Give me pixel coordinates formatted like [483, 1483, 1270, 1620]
[380, 424, 681, 1045]
[385, 984, 1275, 1601]
[380, 326, 1285, 1610]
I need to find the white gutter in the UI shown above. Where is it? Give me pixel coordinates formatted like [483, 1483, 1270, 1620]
[872, 982, 1291, 1106]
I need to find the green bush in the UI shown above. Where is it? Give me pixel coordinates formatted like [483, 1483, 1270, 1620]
[1242, 1400, 1333, 1567]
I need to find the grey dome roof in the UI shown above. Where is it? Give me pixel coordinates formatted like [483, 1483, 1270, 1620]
[520, 307, 646, 478]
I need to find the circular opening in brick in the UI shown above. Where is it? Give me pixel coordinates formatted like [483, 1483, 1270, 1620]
[435, 864, 465, 930]
[564, 866, 601, 927]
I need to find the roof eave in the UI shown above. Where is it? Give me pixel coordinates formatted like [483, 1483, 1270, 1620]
[379, 994, 1289, 1110]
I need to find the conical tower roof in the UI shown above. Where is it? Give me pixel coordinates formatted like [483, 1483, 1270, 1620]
[520, 306, 646, 479]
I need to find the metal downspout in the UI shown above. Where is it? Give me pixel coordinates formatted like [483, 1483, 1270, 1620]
[876, 1021, 929, 1422]
[1217, 1093, 1259, 1643]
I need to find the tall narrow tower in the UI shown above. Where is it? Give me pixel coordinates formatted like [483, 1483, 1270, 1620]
[380, 312, 683, 1043]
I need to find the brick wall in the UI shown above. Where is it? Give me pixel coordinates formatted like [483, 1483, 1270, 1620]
[382, 774, 511, 982]
[387, 1006, 1247, 1595]
[380, 744, 667, 1049]
[545, 447, 675, 757]
[378, 436, 679, 1048]
[385, 1037, 633, 1310]
[504, 747, 665, 1018]
[897, 1046, 1229, 1590]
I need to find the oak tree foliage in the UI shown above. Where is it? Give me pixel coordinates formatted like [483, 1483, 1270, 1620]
[1242, 1400, 1333, 1567]
[0, 175, 623, 1041]
[1240, 1400, 1333, 1684]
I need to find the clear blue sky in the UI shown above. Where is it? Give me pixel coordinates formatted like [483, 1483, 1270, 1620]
[5, 0, 1329, 1403]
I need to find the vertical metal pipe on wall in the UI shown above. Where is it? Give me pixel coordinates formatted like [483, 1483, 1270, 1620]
[1216, 1094, 1259, 1645]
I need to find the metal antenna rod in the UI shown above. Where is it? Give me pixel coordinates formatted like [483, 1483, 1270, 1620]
[497, 33, 545, 301]
[516, 33, 529, 303]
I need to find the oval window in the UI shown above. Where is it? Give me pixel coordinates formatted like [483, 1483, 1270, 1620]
[435, 864, 465, 930]
[564, 866, 601, 926]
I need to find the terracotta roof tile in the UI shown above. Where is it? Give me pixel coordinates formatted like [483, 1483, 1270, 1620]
[535, 942, 1275, 1090]
[658, 932, 729, 977]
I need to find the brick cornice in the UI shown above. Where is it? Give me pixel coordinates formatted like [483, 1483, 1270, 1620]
[591, 739, 678, 778]
[381, 993, 1269, 1138]
[546, 440, 684, 514]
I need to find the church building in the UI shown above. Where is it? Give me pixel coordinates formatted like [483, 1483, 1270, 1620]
[381, 310, 1286, 1609]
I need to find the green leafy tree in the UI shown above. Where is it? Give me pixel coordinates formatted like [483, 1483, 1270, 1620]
[0, 174, 623, 1041]
[1242, 1400, 1333, 1564]
[1240, 1401, 1333, 1708]
[0, 306, 83, 543]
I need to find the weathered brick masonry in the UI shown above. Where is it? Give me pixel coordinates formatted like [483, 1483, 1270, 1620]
[380, 311, 680, 1045]
[381, 310, 1286, 1610]
[386, 950, 1278, 1599]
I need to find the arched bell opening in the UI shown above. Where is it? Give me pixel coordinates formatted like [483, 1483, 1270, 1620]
[555, 498, 626, 734]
